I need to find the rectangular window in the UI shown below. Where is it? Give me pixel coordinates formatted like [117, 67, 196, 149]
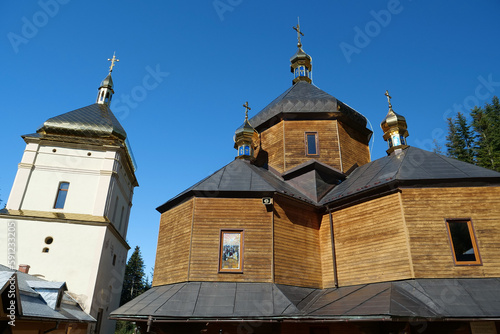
[446, 219, 481, 265]
[54, 182, 69, 209]
[219, 230, 244, 273]
[305, 132, 319, 156]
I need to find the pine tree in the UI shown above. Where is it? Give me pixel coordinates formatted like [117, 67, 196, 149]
[432, 138, 443, 155]
[446, 113, 474, 164]
[471, 96, 500, 171]
[120, 246, 148, 306]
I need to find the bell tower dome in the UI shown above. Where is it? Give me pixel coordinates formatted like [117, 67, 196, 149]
[96, 53, 119, 106]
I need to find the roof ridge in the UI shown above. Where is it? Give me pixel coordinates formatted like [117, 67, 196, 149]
[246, 163, 315, 202]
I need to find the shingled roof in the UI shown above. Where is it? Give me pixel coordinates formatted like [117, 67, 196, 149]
[36, 103, 127, 140]
[322, 146, 500, 205]
[247, 81, 369, 132]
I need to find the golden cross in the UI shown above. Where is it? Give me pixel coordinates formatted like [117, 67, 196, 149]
[293, 17, 304, 48]
[108, 52, 119, 73]
[243, 101, 251, 120]
[385, 90, 393, 110]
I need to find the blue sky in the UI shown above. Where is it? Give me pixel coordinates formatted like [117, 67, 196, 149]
[1, 1, 500, 277]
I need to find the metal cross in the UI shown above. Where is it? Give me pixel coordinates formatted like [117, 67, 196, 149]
[108, 52, 119, 72]
[293, 17, 304, 48]
[243, 101, 251, 119]
[385, 90, 393, 110]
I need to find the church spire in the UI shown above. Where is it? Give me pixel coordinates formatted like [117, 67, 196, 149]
[290, 18, 312, 85]
[380, 90, 409, 155]
[234, 101, 259, 161]
[96, 53, 119, 106]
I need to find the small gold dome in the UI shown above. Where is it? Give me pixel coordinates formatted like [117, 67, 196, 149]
[380, 91, 409, 155]
[234, 102, 259, 160]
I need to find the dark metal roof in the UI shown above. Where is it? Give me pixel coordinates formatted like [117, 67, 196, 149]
[156, 159, 316, 213]
[110, 278, 500, 321]
[247, 81, 369, 132]
[0, 264, 95, 322]
[282, 159, 345, 202]
[322, 146, 500, 205]
[37, 103, 127, 140]
[111, 282, 303, 320]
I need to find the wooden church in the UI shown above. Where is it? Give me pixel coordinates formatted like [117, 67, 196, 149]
[111, 23, 500, 334]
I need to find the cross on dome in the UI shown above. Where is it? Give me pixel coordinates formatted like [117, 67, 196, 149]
[385, 90, 393, 111]
[243, 101, 251, 120]
[293, 17, 304, 48]
[108, 52, 120, 73]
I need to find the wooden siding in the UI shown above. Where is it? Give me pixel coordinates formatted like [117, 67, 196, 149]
[273, 195, 323, 288]
[401, 187, 500, 278]
[319, 214, 336, 288]
[337, 121, 371, 171]
[153, 199, 193, 286]
[283, 120, 342, 172]
[188, 198, 273, 282]
[260, 120, 285, 173]
[332, 193, 413, 286]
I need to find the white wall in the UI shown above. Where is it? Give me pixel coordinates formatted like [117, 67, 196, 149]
[0, 217, 128, 332]
[6, 142, 135, 240]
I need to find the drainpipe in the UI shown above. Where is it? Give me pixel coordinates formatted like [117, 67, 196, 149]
[147, 315, 153, 333]
[43, 321, 60, 333]
[328, 208, 339, 288]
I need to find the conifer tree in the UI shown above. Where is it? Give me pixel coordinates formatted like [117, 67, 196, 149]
[446, 113, 474, 164]
[471, 96, 500, 171]
[120, 246, 148, 306]
[445, 96, 500, 170]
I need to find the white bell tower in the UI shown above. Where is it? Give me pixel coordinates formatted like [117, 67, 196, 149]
[0, 54, 138, 334]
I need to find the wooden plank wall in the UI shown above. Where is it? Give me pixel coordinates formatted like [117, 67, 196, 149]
[283, 120, 342, 172]
[273, 195, 323, 288]
[281, 322, 370, 334]
[319, 213, 335, 288]
[188, 198, 273, 282]
[332, 193, 413, 286]
[337, 121, 371, 171]
[260, 120, 285, 173]
[153, 199, 193, 286]
[401, 187, 500, 278]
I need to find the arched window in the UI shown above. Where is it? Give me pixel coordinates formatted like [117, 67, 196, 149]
[54, 182, 69, 209]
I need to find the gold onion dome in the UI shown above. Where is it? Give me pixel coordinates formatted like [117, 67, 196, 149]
[234, 102, 259, 160]
[380, 90, 409, 155]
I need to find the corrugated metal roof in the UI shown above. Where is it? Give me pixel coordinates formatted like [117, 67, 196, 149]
[247, 81, 369, 131]
[37, 103, 126, 140]
[110, 279, 500, 321]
